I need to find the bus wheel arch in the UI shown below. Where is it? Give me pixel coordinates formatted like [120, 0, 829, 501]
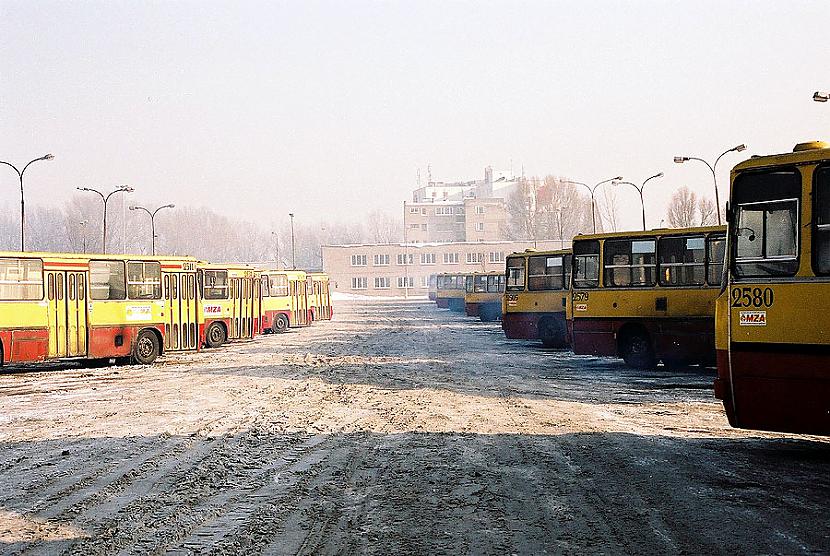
[133, 328, 162, 365]
[205, 321, 228, 348]
[617, 323, 657, 369]
[539, 316, 566, 348]
[272, 313, 290, 333]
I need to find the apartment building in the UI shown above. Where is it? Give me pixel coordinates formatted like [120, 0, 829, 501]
[322, 239, 568, 297]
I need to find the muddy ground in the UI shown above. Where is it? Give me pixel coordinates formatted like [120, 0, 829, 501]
[1, 299, 829, 555]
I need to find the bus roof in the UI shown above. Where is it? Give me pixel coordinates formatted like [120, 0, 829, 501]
[507, 248, 571, 258]
[572, 225, 725, 243]
[0, 251, 198, 262]
[260, 269, 307, 279]
[732, 141, 830, 173]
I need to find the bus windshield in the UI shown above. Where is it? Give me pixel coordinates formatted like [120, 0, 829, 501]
[506, 257, 525, 291]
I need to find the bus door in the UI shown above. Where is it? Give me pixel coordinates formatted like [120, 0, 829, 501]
[165, 270, 199, 351]
[46, 271, 88, 358]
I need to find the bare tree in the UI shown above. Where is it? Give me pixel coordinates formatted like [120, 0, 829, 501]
[667, 186, 700, 228]
[507, 175, 593, 242]
[698, 197, 717, 226]
[366, 209, 401, 244]
[597, 185, 619, 233]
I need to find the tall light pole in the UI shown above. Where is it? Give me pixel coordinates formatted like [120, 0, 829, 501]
[674, 144, 746, 225]
[563, 176, 623, 233]
[79, 220, 88, 252]
[612, 172, 664, 231]
[814, 91, 829, 103]
[129, 204, 174, 255]
[77, 185, 134, 253]
[271, 231, 281, 269]
[0, 153, 54, 251]
[288, 213, 296, 269]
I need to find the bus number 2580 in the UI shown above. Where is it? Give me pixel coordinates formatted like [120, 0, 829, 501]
[730, 287, 774, 308]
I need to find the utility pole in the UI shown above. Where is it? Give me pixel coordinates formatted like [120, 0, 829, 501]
[0, 153, 54, 251]
[288, 213, 296, 269]
[77, 185, 134, 253]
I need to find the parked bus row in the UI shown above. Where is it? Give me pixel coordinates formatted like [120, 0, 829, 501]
[0, 253, 332, 367]
[435, 140, 830, 437]
[435, 272, 505, 322]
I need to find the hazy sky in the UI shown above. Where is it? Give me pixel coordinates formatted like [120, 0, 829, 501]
[2, 0, 829, 231]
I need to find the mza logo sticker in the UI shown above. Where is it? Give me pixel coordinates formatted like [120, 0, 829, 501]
[739, 311, 767, 326]
[575, 303, 588, 312]
[204, 305, 222, 314]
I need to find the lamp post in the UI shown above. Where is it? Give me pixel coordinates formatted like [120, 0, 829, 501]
[129, 204, 174, 255]
[0, 153, 54, 251]
[814, 91, 829, 103]
[271, 231, 282, 269]
[79, 220, 88, 252]
[563, 176, 623, 233]
[611, 172, 664, 231]
[288, 213, 296, 269]
[673, 144, 746, 225]
[76, 185, 134, 253]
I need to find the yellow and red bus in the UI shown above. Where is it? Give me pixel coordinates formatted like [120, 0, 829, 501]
[571, 226, 726, 368]
[436, 272, 469, 312]
[307, 272, 333, 321]
[464, 272, 505, 322]
[197, 263, 262, 348]
[0, 252, 199, 366]
[502, 249, 572, 347]
[715, 141, 830, 435]
[259, 269, 311, 332]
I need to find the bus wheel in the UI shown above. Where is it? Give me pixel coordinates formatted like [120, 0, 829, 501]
[621, 331, 656, 369]
[133, 330, 160, 365]
[205, 322, 227, 348]
[539, 318, 565, 348]
[272, 314, 289, 333]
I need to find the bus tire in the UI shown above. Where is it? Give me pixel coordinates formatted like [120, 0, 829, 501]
[272, 314, 289, 334]
[620, 330, 657, 369]
[205, 322, 227, 348]
[539, 317, 565, 348]
[132, 330, 160, 365]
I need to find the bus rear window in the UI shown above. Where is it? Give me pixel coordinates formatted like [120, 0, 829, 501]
[127, 262, 162, 299]
[506, 257, 525, 291]
[573, 241, 599, 288]
[487, 275, 504, 293]
[269, 274, 289, 297]
[813, 165, 830, 274]
[528, 255, 564, 291]
[732, 169, 800, 277]
[0, 258, 43, 300]
[203, 270, 229, 299]
[474, 275, 487, 292]
[604, 239, 656, 287]
[465, 275, 474, 293]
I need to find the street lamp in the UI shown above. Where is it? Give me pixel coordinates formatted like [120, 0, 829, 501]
[814, 91, 829, 103]
[76, 185, 134, 253]
[612, 172, 664, 231]
[271, 231, 282, 269]
[563, 176, 623, 233]
[288, 213, 296, 269]
[79, 220, 89, 252]
[0, 153, 54, 251]
[129, 204, 174, 255]
[674, 144, 746, 225]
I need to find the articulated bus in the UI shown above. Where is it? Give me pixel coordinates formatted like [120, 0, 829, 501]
[259, 269, 311, 332]
[0, 252, 199, 366]
[571, 226, 726, 368]
[307, 272, 333, 321]
[463, 272, 505, 322]
[502, 249, 572, 347]
[436, 273, 469, 312]
[715, 141, 830, 435]
[197, 263, 262, 348]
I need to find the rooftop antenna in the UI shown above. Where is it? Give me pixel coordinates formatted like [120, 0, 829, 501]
[427, 163, 433, 184]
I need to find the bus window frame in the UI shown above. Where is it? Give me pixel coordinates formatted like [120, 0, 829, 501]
[474, 275, 487, 293]
[706, 233, 726, 287]
[202, 269, 230, 300]
[603, 238, 657, 288]
[527, 254, 565, 291]
[126, 261, 163, 300]
[657, 234, 706, 287]
[732, 197, 800, 277]
[812, 163, 830, 275]
[0, 257, 44, 301]
[505, 257, 526, 292]
[90, 259, 127, 301]
[573, 241, 600, 289]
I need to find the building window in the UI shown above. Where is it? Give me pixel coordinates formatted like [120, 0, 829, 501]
[489, 252, 505, 263]
[409, 224, 420, 229]
[374, 277, 390, 289]
[476, 206, 485, 214]
[466, 252, 484, 264]
[443, 252, 459, 264]
[421, 207, 428, 215]
[409, 207, 420, 214]
[373, 254, 390, 266]
[351, 277, 368, 290]
[421, 253, 436, 265]
[396, 253, 414, 265]
[350, 254, 367, 266]
[455, 207, 465, 215]
[475, 222, 485, 232]
[419, 275, 429, 288]
[397, 276, 414, 288]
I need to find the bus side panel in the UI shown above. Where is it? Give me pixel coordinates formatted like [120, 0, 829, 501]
[726, 345, 830, 435]
[0, 329, 50, 363]
[465, 302, 480, 317]
[502, 312, 540, 340]
[87, 326, 140, 359]
[653, 318, 715, 364]
[571, 318, 617, 356]
[436, 297, 449, 308]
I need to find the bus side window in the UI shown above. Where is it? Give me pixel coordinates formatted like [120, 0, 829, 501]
[69, 274, 76, 300]
[707, 235, 726, 286]
[164, 275, 170, 298]
[78, 275, 85, 300]
[48, 273, 55, 300]
[814, 165, 830, 274]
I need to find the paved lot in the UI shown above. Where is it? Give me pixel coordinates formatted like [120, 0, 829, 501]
[1, 299, 829, 555]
